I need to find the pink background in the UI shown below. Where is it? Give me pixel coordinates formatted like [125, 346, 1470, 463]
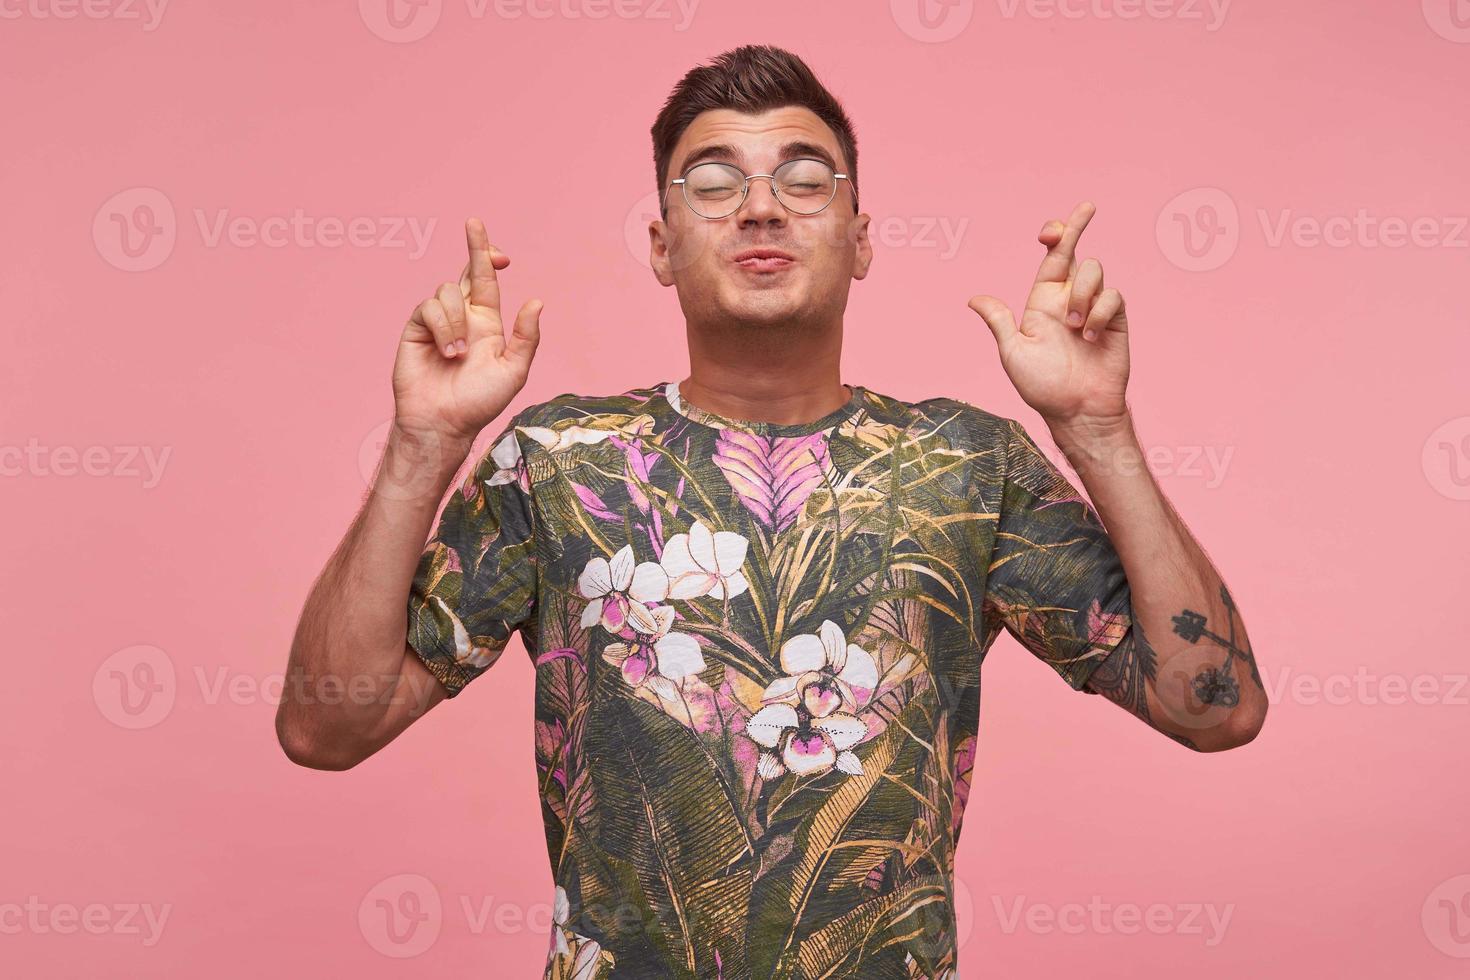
[4, 1, 1468, 976]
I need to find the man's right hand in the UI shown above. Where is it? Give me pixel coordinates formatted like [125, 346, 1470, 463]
[392, 217, 543, 444]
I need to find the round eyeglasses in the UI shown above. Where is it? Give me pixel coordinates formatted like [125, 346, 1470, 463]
[663, 158, 856, 219]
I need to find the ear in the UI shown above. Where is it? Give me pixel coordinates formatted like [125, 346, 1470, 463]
[648, 216, 676, 287]
[849, 210, 873, 281]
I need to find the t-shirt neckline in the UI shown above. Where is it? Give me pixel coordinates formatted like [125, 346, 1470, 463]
[658, 378, 865, 437]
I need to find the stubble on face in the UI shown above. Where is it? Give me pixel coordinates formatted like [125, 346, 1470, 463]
[657, 107, 865, 336]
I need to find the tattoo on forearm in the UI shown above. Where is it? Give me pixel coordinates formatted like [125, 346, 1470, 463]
[1087, 584, 1257, 749]
[1171, 584, 1259, 706]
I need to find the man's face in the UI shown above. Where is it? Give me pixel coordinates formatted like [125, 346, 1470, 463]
[649, 106, 872, 329]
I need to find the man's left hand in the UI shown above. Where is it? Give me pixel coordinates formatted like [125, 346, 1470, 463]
[968, 201, 1132, 436]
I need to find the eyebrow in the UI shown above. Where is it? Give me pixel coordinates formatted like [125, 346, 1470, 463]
[676, 140, 842, 175]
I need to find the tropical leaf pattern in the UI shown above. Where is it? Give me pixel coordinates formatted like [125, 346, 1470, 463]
[406, 380, 1133, 978]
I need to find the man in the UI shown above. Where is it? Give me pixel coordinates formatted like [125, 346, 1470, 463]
[277, 44, 1266, 980]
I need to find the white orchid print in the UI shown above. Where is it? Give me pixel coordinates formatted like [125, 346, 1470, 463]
[600, 601, 706, 698]
[660, 518, 750, 600]
[522, 422, 617, 454]
[489, 419, 639, 485]
[745, 619, 879, 778]
[549, 885, 614, 980]
[577, 544, 670, 633]
[485, 428, 530, 489]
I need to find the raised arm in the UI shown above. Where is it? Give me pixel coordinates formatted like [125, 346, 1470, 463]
[275, 218, 543, 770]
[969, 201, 1266, 752]
[1059, 419, 1263, 754]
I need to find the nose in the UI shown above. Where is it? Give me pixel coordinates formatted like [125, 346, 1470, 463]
[736, 175, 787, 227]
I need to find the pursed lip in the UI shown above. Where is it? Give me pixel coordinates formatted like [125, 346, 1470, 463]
[731, 248, 796, 263]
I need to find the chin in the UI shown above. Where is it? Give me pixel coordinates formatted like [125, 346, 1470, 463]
[720, 292, 804, 326]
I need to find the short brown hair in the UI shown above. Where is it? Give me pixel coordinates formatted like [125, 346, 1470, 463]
[650, 44, 860, 217]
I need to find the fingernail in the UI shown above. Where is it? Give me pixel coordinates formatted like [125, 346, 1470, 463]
[455, 338, 467, 353]
[444, 343, 456, 357]
[1066, 311, 1083, 327]
[1083, 328, 1096, 341]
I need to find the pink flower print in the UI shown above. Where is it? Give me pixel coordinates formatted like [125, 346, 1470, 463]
[744, 701, 866, 778]
[744, 620, 878, 779]
[577, 544, 670, 633]
[760, 618, 879, 716]
[600, 602, 706, 701]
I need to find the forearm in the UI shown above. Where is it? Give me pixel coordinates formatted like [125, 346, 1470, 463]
[1048, 412, 1266, 751]
[276, 420, 472, 766]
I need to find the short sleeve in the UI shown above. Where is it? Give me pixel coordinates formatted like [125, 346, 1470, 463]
[982, 418, 1133, 691]
[405, 412, 540, 698]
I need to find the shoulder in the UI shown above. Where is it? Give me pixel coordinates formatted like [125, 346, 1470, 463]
[867, 388, 1015, 450]
[494, 384, 662, 467]
[514, 383, 662, 430]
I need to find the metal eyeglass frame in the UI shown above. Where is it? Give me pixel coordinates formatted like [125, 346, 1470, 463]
[662, 157, 858, 220]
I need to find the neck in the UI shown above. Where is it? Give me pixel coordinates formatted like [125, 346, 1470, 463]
[679, 315, 848, 426]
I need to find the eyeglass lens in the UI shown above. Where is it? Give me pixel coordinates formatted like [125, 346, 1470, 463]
[681, 159, 837, 217]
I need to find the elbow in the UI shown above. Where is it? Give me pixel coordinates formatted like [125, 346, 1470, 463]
[275, 710, 364, 771]
[1191, 699, 1268, 753]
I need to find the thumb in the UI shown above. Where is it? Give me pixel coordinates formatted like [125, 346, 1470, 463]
[504, 298, 542, 366]
[967, 294, 1018, 350]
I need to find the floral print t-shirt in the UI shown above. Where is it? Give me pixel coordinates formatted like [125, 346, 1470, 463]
[406, 379, 1133, 980]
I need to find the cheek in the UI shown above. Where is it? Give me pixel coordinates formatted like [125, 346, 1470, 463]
[814, 213, 860, 252]
[803, 225, 857, 276]
[663, 219, 718, 277]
